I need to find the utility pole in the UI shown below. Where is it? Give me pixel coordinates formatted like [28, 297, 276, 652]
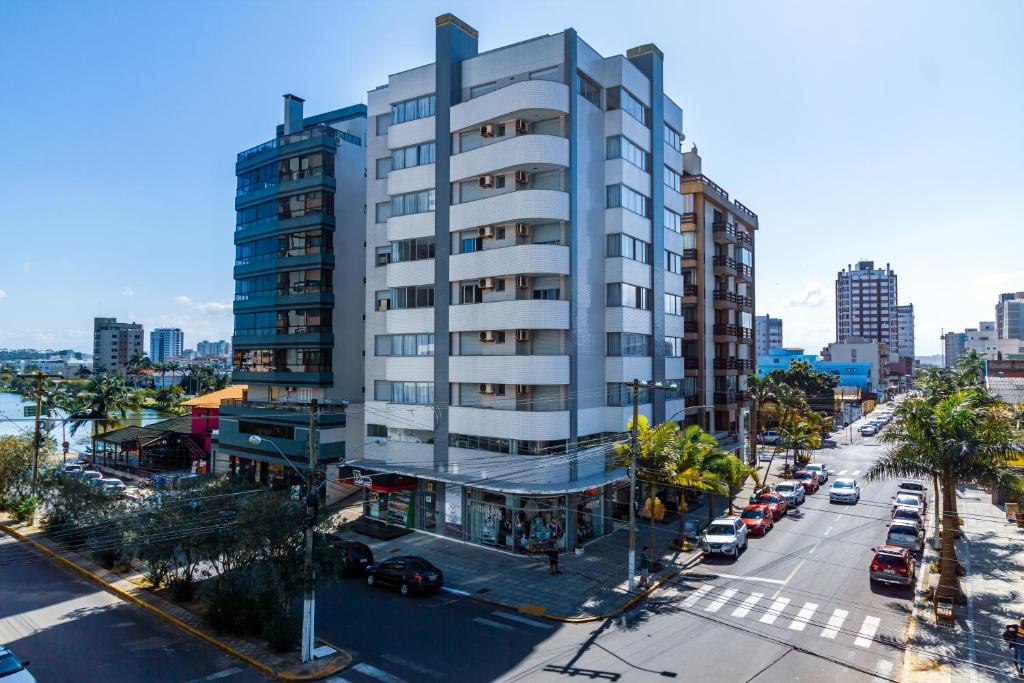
[19, 371, 62, 493]
[301, 398, 319, 663]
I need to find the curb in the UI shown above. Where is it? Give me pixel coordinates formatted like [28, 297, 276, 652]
[0, 523, 351, 681]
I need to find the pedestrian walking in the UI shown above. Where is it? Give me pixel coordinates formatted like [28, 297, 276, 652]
[546, 543, 562, 575]
[638, 546, 651, 588]
[1006, 617, 1024, 676]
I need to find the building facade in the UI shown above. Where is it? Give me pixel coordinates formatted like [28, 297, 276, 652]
[996, 292, 1024, 341]
[150, 328, 184, 363]
[755, 314, 783, 358]
[758, 347, 873, 392]
[93, 317, 144, 376]
[821, 340, 889, 398]
[966, 322, 998, 358]
[196, 340, 231, 358]
[835, 261, 898, 349]
[895, 304, 914, 359]
[942, 330, 967, 367]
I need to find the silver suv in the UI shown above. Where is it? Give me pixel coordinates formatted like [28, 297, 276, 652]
[700, 517, 749, 559]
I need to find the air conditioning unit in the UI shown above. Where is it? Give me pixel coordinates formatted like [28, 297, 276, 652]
[515, 223, 530, 237]
[480, 123, 496, 138]
[515, 119, 530, 134]
[516, 329, 531, 342]
[479, 277, 495, 290]
[479, 174, 495, 188]
[480, 383, 497, 394]
[516, 275, 530, 289]
[516, 384, 531, 395]
[479, 225, 495, 239]
[515, 170, 529, 185]
[376, 299, 389, 311]
[480, 330, 497, 343]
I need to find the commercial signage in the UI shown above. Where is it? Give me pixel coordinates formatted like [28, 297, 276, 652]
[351, 469, 373, 488]
[444, 484, 462, 534]
[23, 406, 37, 418]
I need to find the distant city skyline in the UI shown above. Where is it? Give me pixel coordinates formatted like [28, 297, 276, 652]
[1, 0, 1022, 355]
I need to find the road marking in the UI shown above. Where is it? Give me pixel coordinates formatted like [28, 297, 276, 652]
[788, 602, 818, 631]
[731, 592, 763, 618]
[682, 583, 714, 607]
[854, 615, 881, 648]
[808, 539, 823, 555]
[440, 587, 471, 597]
[702, 571, 784, 585]
[852, 470, 862, 476]
[873, 658, 894, 681]
[205, 670, 241, 681]
[759, 597, 790, 625]
[704, 588, 737, 613]
[381, 653, 444, 680]
[473, 617, 515, 631]
[353, 663, 408, 683]
[492, 611, 554, 630]
[820, 608, 848, 639]
[771, 558, 806, 598]
[837, 470, 848, 475]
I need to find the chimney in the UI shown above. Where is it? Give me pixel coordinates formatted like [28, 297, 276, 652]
[283, 94, 305, 135]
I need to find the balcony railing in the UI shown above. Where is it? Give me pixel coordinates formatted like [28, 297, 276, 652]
[712, 289, 738, 304]
[712, 222, 736, 240]
[220, 398, 347, 413]
[737, 359, 753, 372]
[682, 248, 698, 260]
[684, 321, 698, 334]
[740, 326, 752, 340]
[713, 357, 738, 370]
[237, 124, 361, 163]
[683, 284, 699, 297]
[737, 231, 753, 248]
[713, 254, 738, 271]
[734, 200, 758, 221]
[713, 323, 739, 337]
[685, 357, 699, 370]
[738, 294, 753, 308]
[737, 263, 753, 278]
[681, 211, 697, 223]
[714, 390, 737, 404]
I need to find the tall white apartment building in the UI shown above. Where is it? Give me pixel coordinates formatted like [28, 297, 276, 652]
[352, 15, 757, 551]
[896, 304, 915, 359]
[755, 315, 783, 358]
[93, 317, 144, 376]
[835, 261, 898, 349]
[150, 327, 184, 363]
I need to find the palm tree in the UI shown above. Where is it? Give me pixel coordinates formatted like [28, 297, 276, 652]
[868, 390, 1023, 604]
[669, 425, 729, 543]
[614, 416, 680, 554]
[127, 352, 151, 389]
[954, 349, 985, 388]
[746, 374, 776, 466]
[164, 361, 182, 389]
[721, 454, 762, 516]
[66, 373, 140, 442]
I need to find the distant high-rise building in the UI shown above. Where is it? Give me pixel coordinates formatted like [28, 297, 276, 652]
[996, 292, 1024, 341]
[896, 304, 915, 359]
[835, 261, 898, 350]
[93, 317, 144, 376]
[150, 328, 184, 363]
[966, 322, 997, 358]
[942, 331, 967, 367]
[755, 315, 783, 358]
[196, 340, 231, 358]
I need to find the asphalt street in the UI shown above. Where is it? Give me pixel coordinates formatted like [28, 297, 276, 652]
[0, 534, 269, 683]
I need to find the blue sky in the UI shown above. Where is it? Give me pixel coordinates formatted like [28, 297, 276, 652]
[1, 0, 1021, 356]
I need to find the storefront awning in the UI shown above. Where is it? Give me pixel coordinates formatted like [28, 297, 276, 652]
[338, 465, 416, 492]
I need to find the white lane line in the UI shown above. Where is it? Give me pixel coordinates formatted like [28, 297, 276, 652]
[852, 470, 862, 476]
[702, 571, 784, 585]
[854, 615, 881, 648]
[704, 588, 737, 613]
[788, 602, 819, 631]
[441, 587, 471, 597]
[381, 654, 444, 680]
[808, 539, 823, 555]
[731, 592, 763, 618]
[837, 470, 848, 475]
[772, 558, 806, 598]
[824, 525, 834, 536]
[491, 611, 554, 630]
[682, 583, 714, 607]
[820, 608, 849, 639]
[205, 670, 242, 681]
[353, 663, 408, 683]
[472, 617, 515, 631]
[873, 658, 895, 681]
[759, 597, 790, 625]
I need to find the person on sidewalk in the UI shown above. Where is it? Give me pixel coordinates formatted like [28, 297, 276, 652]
[1008, 617, 1024, 676]
[546, 543, 562, 575]
[638, 546, 651, 588]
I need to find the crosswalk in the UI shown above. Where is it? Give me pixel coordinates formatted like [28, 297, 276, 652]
[834, 469, 862, 476]
[677, 583, 889, 650]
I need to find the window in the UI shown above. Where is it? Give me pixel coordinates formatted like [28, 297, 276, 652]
[607, 282, 653, 310]
[389, 285, 435, 309]
[606, 185, 650, 217]
[606, 136, 649, 171]
[375, 157, 391, 179]
[575, 71, 601, 107]
[664, 166, 681, 190]
[376, 114, 390, 136]
[278, 191, 333, 219]
[367, 423, 387, 438]
[607, 383, 650, 407]
[235, 229, 332, 265]
[280, 152, 334, 182]
[391, 142, 436, 171]
[607, 86, 649, 126]
[681, 193, 695, 215]
[469, 82, 497, 99]
[236, 200, 277, 231]
[664, 124, 682, 151]
[375, 202, 391, 223]
[390, 189, 436, 217]
[236, 162, 277, 196]
[665, 250, 683, 274]
[665, 293, 683, 316]
[238, 421, 295, 440]
[233, 348, 331, 373]
[664, 208, 681, 233]
[680, 231, 696, 249]
[391, 94, 436, 124]
[375, 246, 390, 266]
[606, 233, 652, 264]
[232, 309, 331, 336]
[460, 283, 482, 304]
[374, 334, 434, 356]
[533, 288, 561, 300]
[449, 433, 512, 454]
[390, 237, 435, 263]
[234, 269, 332, 300]
[375, 380, 434, 405]
[607, 332, 651, 357]
[664, 337, 683, 357]
[530, 65, 560, 81]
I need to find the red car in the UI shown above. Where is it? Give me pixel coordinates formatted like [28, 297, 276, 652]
[793, 469, 820, 493]
[869, 545, 916, 588]
[750, 491, 788, 520]
[739, 504, 774, 536]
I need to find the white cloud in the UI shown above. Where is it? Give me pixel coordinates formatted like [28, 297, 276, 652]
[786, 282, 826, 308]
[0, 290, 6, 301]
[175, 295, 193, 306]
[197, 302, 231, 315]
[122, 286, 134, 297]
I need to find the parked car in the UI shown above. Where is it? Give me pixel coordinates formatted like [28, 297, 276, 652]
[803, 463, 829, 484]
[0, 644, 36, 682]
[739, 505, 774, 536]
[868, 545, 916, 588]
[757, 430, 782, 445]
[793, 470, 820, 493]
[886, 519, 924, 552]
[100, 478, 127, 496]
[700, 517, 749, 558]
[774, 481, 806, 506]
[859, 424, 878, 436]
[897, 480, 928, 501]
[60, 463, 83, 475]
[81, 470, 103, 484]
[365, 556, 443, 595]
[892, 506, 924, 526]
[327, 537, 374, 576]
[829, 478, 861, 504]
[892, 493, 925, 516]
[750, 491, 788, 519]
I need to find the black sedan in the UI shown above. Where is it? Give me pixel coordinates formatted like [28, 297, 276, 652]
[327, 536, 374, 577]
[365, 555, 443, 595]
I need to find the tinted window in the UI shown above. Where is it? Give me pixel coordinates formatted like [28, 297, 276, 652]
[874, 554, 905, 566]
[740, 509, 764, 519]
[707, 523, 734, 536]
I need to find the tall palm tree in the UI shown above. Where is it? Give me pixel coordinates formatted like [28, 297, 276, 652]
[722, 454, 762, 516]
[669, 425, 728, 542]
[746, 374, 776, 466]
[164, 361, 182, 389]
[614, 416, 680, 554]
[66, 373, 140, 441]
[127, 352, 151, 389]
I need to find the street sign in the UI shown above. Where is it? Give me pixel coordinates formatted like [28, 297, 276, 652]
[23, 406, 37, 417]
[62, 441, 70, 453]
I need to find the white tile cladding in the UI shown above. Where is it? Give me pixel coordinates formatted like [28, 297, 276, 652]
[449, 190, 569, 232]
[386, 259, 435, 288]
[605, 356, 654, 383]
[387, 115, 435, 149]
[387, 211, 435, 241]
[665, 315, 685, 337]
[447, 448, 571, 485]
[605, 256, 651, 288]
[449, 134, 569, 182]
[605, 306, 652, 334]
[450, 80, 570, 132]
[604, 159, 651, 197]
[385, 356, 434, 382]
[603, 207, 652, 241]
[449, 355, 569, 385]
[387, 163, 435, 196]
[665, 357, 685, 378]
[385, 308, 434, 334]
[449, 300, 570, 331]
[449, 244, 569, 281]
[364, 401, 436, 431]
[604, 109, 651, 152]
[448, 406, 570, 441]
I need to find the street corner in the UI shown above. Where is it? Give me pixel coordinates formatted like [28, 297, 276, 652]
[275, 640, 353, 681]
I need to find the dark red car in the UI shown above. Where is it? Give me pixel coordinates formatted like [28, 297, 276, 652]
[750, 491, 788, 520]
[739, 504, 774, 536]
[869, 545, 916, 588]
[793, 469, 820, 493]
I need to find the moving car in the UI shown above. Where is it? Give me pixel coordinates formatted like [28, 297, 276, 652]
[0, 644, 36, 682]
[886, 519, 924, 552]
[366, 556, 443, 595]
[750, 491, 788, 519]
[803, 463, 829, 484]
[327, 537, 374, 576]
[792, 470, 820, 493]
[892, 493, 925, 516]
[829, 478, 860, 504]
[869, 545, 916, 588]
[739, 505, 774, 536]
[774, 481, 806, 506]
[757, 430, 782, 445]
[700, 517, 749, 558]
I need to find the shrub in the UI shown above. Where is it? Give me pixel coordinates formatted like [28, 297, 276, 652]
[13, 495, 39, 521]
[168, 577, 198, 603]
[262, 608, 300, 652]
[143, 559, 171, 589]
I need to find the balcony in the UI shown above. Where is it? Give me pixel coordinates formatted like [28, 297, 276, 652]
[684, 321, 698, 334]
[386, 259, 435, 288]
[713, 254, 737, 274]
[449, 189, 569, 233]
[712, 222, 736, 242]
[448, 406, 569, 441]
[449, 299, 570, 332]
[683, 284, 699, 297]
[681, 211, 697, 224]
[737, 263, 753, 280]
[713, 390, 737, 405]
[738, 294, 753, 309]
[682, 248, 698, 261]
[737, 230, 754, 249]
[449, 243, 569, 282]
[450, 80, 570, 132]
[736, 359, 753, 372]
[236, 124, 352, 171]
[450, 134, 569, 182]
[685, 357, 699, 370]
[713, 323, 739, 339]
[713, 357, 738, 371]
[712, 289, 739, 307]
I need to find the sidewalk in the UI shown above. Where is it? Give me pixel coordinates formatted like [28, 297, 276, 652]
[902, 485, 1024, 682]
[0, 516, 351, 681]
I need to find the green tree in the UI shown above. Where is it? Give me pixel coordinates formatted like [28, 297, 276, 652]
[66, 373, 139, 440]
[0, 435, 34, 508]
[614, 416, 679, 554]
[766, 359, 838, 414]
[746, 374, 777, 465]
[668, 425, 728, 542]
